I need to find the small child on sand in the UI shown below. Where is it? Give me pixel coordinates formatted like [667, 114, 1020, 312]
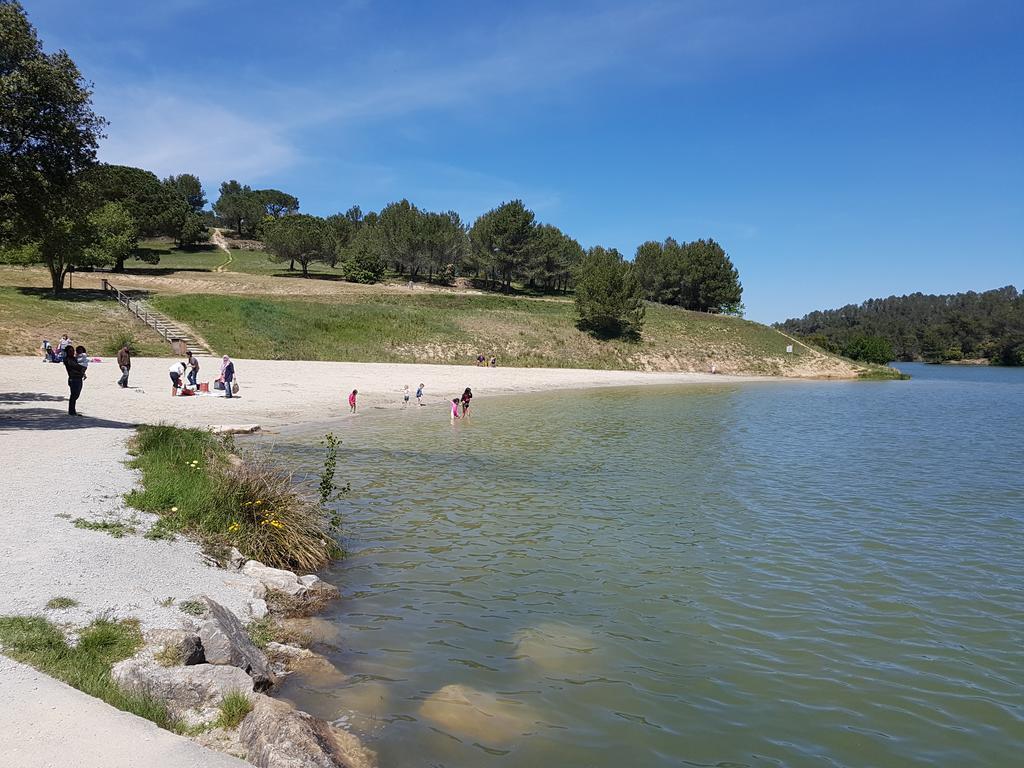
[348, 389, 357, 413]
[416, 383, 425, 406]
[403, 385, 410, 407]
[450, 397, 460, 424]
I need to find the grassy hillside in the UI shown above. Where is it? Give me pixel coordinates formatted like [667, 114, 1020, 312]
[151, 291, 875, 376]
[0, 286, 169, 356]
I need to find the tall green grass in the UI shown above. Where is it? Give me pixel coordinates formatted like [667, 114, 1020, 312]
[0, 616, 179, 730]
[150, 291, 879, 375]
[126, 425, 339, 571]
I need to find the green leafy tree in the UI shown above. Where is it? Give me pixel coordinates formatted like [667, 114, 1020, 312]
[680, 239, 743, 313]
[469, 200, 537, 291]
[0, 0, 107, 292]
[842, 335, 894, 364]
[256, 188, 298, 218]
[86, 164, 180, 237]
[376, 199, 425, 277]
[338, 225, 387, 283]
[421, 210, 467, 283]
[85, 201, 137, 270]
[213, 180, 263, 237]
[261, 214, 332, 277]
[174, 210, 209, 247]
[162, 173, 206, 213]
[527, 224, 584, 293]
[574, 246, 645, 339]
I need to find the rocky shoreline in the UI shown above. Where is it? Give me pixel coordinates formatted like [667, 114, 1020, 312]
[112, 556, 374, 768]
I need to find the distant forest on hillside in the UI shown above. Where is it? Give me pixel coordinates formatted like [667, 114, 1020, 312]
[777, 286, 1024, 365]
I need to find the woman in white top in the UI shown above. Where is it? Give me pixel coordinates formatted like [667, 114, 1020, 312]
[169, 360, 186, 395]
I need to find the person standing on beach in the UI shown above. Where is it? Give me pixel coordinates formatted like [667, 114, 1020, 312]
[416, 383, 425, 406]
[64, 347, 87, 415]
[187, 351, 200, 388]
[450, 397, 460, 424]
[348, 389, 358, 413]
[460, 387, 473, 418]
[116, 344, 131, 388]
[403, 385, 410, 407]
[222, 355, 236, 398]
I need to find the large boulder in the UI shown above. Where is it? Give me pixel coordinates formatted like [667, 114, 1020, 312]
[242, 561, 306, 596]
[112, 659, 253, 726]
[239, 694, 375, 768]
[201, 597, 275, 690]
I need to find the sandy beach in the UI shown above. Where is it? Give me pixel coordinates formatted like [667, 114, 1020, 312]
[0, 354, 758, 431]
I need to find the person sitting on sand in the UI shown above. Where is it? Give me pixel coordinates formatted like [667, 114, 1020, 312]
[450, 397, 461, 424]
[41, 340, 55, 362]
[489, 356, 496, 368]
[460, 387, 473, 418]
[416, 383, 425, 406]
[57, 334, 71, 354]
[169, 360, 186, 395]
[476, 354, 485, 366]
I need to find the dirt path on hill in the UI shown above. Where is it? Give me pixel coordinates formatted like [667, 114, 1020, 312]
[210, 229, 233, 272]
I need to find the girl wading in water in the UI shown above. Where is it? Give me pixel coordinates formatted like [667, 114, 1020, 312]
[348, 389, 358, 413]
[450, 397, 461, 424]
[460, 387, 473, 418]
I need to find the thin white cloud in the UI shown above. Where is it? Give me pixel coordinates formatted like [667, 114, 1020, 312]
[93, 88, 299, 184]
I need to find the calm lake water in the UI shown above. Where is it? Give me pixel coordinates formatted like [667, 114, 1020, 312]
[268, 363, 1023, 767]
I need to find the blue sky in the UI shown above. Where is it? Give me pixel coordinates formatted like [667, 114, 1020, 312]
[25, 0, 1024, 322]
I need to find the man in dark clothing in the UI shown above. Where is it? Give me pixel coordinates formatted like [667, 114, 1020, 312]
[64, 350, 87, 415]
[187, 351, 199, 388]
[116, 345, 131, 388]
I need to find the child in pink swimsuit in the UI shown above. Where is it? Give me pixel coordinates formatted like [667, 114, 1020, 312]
[348, 389, 357, 413]
[450, 397, 460, 423]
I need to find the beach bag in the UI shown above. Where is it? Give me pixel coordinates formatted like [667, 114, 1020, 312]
[214, 380, 225, 390]
[232, 381, 240, 394]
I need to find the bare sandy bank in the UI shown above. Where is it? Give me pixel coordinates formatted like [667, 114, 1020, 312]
[0, 355, 765, 432]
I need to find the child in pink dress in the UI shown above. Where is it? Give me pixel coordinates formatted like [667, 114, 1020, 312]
[348, 389, 357, 413]
[450, 397, 460, 423]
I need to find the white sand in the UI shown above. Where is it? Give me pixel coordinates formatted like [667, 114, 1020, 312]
[0, 354, 753, 765]
[0, 354, 756, 430]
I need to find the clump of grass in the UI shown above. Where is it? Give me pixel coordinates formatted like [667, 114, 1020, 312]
[154, 643, 184, 667]
[264, 588, 334, 619]
[73, 518, 135, 538]
[126, 424, 340, 571]
[144, 518, 178, 541]
[216, 691, 253, 729]
[45, 596, 79, 610]
[0, 616, 179, 731]
[178, 599, 207, 617]
[101, 330, 141, 358]
[246, 616, 276, 649]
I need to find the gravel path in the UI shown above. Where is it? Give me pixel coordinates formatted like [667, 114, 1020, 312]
[0, 655, 249, 768]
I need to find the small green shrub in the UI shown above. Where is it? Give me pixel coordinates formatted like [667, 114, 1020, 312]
[217, 691, 253, 729]
[178, 599, 207, 617]
[45, 596, 79, 610]
[101, 330, 144, 358]
[246, 616, 275, 649]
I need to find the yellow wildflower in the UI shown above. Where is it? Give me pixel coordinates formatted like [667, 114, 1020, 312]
[170, 506, 178, 512]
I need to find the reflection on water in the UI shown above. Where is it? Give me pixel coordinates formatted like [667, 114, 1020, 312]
[268, 364, 1024, 767]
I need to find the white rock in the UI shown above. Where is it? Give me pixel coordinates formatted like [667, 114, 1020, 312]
[249, 599, 268, 620]
[241, 561, 304, 596]
[298, 575, 320, 587]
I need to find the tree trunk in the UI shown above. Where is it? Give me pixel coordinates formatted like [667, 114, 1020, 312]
[302, 261, 309, 278]
[115, 256, 126, 273]
[48, 262, 64, 295]
[289, 259, 295, 271]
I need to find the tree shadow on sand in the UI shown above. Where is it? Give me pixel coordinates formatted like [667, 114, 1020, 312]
[0, 406, 138, 431]
[0, 392, 66, 404]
